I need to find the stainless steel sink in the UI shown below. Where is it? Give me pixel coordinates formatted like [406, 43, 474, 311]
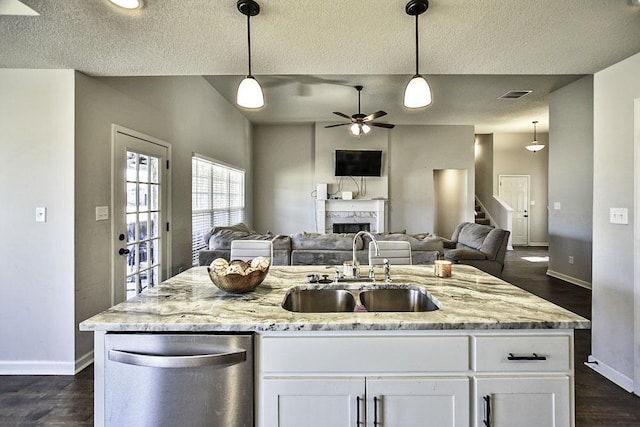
[281, 286, 440, 313]
[282, 288, 356, 313]
[360, 288, 439, 312]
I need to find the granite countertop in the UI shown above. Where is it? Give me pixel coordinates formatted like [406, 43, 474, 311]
[79, 265, 590, 332]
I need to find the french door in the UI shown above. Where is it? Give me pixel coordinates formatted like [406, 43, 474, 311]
[113, 126, 171, 303]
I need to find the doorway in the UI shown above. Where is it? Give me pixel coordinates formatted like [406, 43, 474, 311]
[112, 125, 171, 304]
[434, 169, 468, 238]
[499, 175, 530, 246]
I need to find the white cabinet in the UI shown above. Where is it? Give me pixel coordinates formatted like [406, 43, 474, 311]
[262, 377, 362, 427]
[257, 331, 575, 427]
[475, 377, 571, 427]
[366, 377, 469, 427]
[262, 376, 469, 427]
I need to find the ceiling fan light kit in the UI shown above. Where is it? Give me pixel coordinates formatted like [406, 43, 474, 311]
[236, 0, 264, 109]
[404, 0, 433, 109]
[325, 85, 395, 138]
[525, 120, 546, 152]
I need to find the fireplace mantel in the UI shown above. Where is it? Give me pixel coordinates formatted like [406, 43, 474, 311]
[315, 199, 387, 234]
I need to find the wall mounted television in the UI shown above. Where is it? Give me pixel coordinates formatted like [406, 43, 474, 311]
[334, 150, 383, 177]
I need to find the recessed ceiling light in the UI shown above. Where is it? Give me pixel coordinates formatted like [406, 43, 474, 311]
[108, 0, 142, 9]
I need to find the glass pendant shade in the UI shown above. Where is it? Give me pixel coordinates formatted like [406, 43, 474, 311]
[109, 0, 141, 9]
[236, 76, 264, 109]
[403, 75, 432, 108]
[525, 141, 546, 152]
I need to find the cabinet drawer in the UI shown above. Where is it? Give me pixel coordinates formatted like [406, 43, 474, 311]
[474, 335, 571, 372]
[261, 335, 469, 374]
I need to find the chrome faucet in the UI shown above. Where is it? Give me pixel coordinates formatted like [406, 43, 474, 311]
[383, 258, 391, 282]
[352, 231, 379, 278]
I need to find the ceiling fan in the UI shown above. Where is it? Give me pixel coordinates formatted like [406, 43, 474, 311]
[325, 85, 395, 137]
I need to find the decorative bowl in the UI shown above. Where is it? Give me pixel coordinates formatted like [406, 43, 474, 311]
[207, 258, 269, 293]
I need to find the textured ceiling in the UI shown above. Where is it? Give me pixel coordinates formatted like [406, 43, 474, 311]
[2, 0, 640, 132]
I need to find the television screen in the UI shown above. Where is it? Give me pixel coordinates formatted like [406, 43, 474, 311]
[334, 150, 382, 177]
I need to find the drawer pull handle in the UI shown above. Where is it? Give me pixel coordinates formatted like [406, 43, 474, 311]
[356, 396, 361, 426]
[483, 395, 491, 427]
[508, 352, 547, 361]
[373, 396, 379, 425]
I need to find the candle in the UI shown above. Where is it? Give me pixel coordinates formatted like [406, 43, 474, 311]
[434, 260, 452, 278]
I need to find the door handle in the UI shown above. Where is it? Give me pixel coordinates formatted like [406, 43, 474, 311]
[108, 349, 246, 368]
[119, 248, 130, 255]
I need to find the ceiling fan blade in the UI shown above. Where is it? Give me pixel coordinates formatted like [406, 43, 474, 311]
[363, 111, 387, 122]
[369, 122, 395, 129]
[324, 123, 351, 128]
[332, 111, 353, 120]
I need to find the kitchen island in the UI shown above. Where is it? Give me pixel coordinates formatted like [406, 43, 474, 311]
[81, 264, 590, 427]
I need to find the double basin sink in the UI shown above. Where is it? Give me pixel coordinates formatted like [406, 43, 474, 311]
[282, 283, 440, 313]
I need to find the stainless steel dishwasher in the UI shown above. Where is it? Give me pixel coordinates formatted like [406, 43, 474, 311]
[104, 333, 253, 427]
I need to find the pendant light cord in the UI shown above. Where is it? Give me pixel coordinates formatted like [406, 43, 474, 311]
[246, 12, 252, 77]
[414, 12, 419, 75]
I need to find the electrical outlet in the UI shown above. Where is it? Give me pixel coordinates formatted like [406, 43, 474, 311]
[553, 202, 561, 210]
[569, 256, 574, 265]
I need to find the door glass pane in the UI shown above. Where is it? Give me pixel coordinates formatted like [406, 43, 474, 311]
[126, 244, 137, 275]
[150, 184, 159, 211]
[139, 155, 149, 183]
[126, 214, 137, 244]
[139, 212, 149, 241]
[126, 152, 137, 181]
[150, 157, 159, 184]
[150, 212, 159, 239]
[138, 184, 149, 212]
[126, 275, 137, 299]
[126, 183, 137, 213]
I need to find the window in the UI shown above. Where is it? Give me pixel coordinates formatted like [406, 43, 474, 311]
[192, 154, 245, 265]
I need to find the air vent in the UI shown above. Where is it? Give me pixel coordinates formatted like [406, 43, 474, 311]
[499, 90, 532, 100]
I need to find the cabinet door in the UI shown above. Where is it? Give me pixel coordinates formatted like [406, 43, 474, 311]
[366, 377, 470, 427]
[261, 377, 364, 427]
[475, 376, 571, 427]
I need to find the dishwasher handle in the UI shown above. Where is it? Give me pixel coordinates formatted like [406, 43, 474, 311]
[108, 348, 246, 369]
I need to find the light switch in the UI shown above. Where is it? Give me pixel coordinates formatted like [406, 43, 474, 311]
[530, 200, 536, 206]
[35, 206, 46, 223]
[553, 202, 561, 210]
[610, 207, 629, 225]
[96, 206, 109, 221]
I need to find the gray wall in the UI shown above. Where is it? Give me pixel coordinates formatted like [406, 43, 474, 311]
[474, 134, 494, 216]
[388, 125, 475, 234]
[548, 75, 594, 287]
[253, 124, 316, 234]
[0, 70, 76, 373]
[493, 132, 549, 245]
[252, 124, 475, 235]
[74, 74, 252, 363]
[592, 52, 640, 391]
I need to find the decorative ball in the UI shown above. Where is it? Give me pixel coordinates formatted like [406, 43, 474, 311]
[210, 258, 229, 273]
[250, 256, 270, 271]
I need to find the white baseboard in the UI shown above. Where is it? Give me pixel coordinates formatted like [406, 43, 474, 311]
[586, 355, 635, 392]
[0, 360, 76, 375]
[75, 350, 94, 373]
[546, 269, 592, 290]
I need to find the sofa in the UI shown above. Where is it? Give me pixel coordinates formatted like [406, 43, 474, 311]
[198, 224, 443, 267]
[443, 222, 510, 277]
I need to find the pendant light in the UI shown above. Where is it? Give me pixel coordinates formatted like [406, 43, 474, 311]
[403, 0, 432, 109]
[236, 0, 264, 109]
[108, 0, 142, 9]
[525, 121, 546, 152]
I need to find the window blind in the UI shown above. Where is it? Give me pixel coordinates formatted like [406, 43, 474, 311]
[192, 155, 245, 265]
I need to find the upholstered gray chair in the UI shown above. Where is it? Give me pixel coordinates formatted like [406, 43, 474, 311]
[368, 241, 412, 266]
[443, 222, 510, 277]
[230, 239, 273, 263]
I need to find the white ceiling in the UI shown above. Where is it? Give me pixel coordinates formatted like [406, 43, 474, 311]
[2, 0, 640, 132]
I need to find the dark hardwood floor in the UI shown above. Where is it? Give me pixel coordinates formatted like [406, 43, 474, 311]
[1, 247, 639, 426]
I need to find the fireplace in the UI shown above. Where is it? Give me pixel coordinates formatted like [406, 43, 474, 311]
[333, 223, 370, 233]
[315, 199, 387, 234]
